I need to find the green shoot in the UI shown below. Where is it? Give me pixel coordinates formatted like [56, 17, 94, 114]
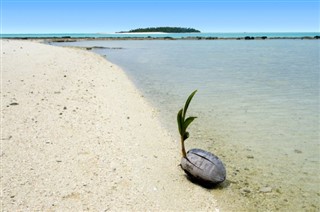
[177, 90, 197, 158]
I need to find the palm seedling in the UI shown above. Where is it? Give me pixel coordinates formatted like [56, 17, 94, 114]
[177, 90, 226, 186]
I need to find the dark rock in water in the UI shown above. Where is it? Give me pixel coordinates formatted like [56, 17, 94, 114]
[206, 37, 218, 40]
[245, 36, 255, 40]
[181, 148, 226, 186]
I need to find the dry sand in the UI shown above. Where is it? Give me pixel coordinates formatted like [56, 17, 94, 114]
[1, 40, 219, 211]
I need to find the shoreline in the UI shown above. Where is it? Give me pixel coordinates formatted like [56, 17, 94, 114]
[49, 38, 320, 211]
[1, 40, 220, 211]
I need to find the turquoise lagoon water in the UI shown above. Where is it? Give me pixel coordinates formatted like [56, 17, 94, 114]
[2, 32, 319, 38]
[54, 40, 320, 211]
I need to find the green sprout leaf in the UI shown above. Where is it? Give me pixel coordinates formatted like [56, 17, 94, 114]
[183, 116, 197, 132]
[177, 90, 197, 140]
[182, 90, 197, 119]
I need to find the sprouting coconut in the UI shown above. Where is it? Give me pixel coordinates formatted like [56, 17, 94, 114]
[177, 90, 226, 186]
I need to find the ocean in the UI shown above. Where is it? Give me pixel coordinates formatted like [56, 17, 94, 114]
[53, 39, 319, 211]
[1, 32, 319, 38]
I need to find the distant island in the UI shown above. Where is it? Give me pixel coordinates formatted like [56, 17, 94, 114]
[118, 27, 201, 33]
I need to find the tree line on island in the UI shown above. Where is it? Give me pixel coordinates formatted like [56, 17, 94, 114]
[118, 27, 200, 33]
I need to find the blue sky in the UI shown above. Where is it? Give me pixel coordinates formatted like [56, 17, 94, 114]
[1, 0, 319, 33]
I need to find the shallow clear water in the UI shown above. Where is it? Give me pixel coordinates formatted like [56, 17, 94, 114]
[54, 40, 320, 211]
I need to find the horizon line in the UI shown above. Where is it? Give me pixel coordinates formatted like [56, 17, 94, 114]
[1, 31, 319, 34]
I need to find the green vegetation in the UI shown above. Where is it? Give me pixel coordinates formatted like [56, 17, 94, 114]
[177, 90, 197, 158]
[120, 27, 200, 33]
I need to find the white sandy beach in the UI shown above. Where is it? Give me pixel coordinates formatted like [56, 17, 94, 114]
[1, 40, 219, 211]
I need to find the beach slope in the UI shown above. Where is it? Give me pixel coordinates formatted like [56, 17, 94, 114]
[1, 40, 218, 211]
